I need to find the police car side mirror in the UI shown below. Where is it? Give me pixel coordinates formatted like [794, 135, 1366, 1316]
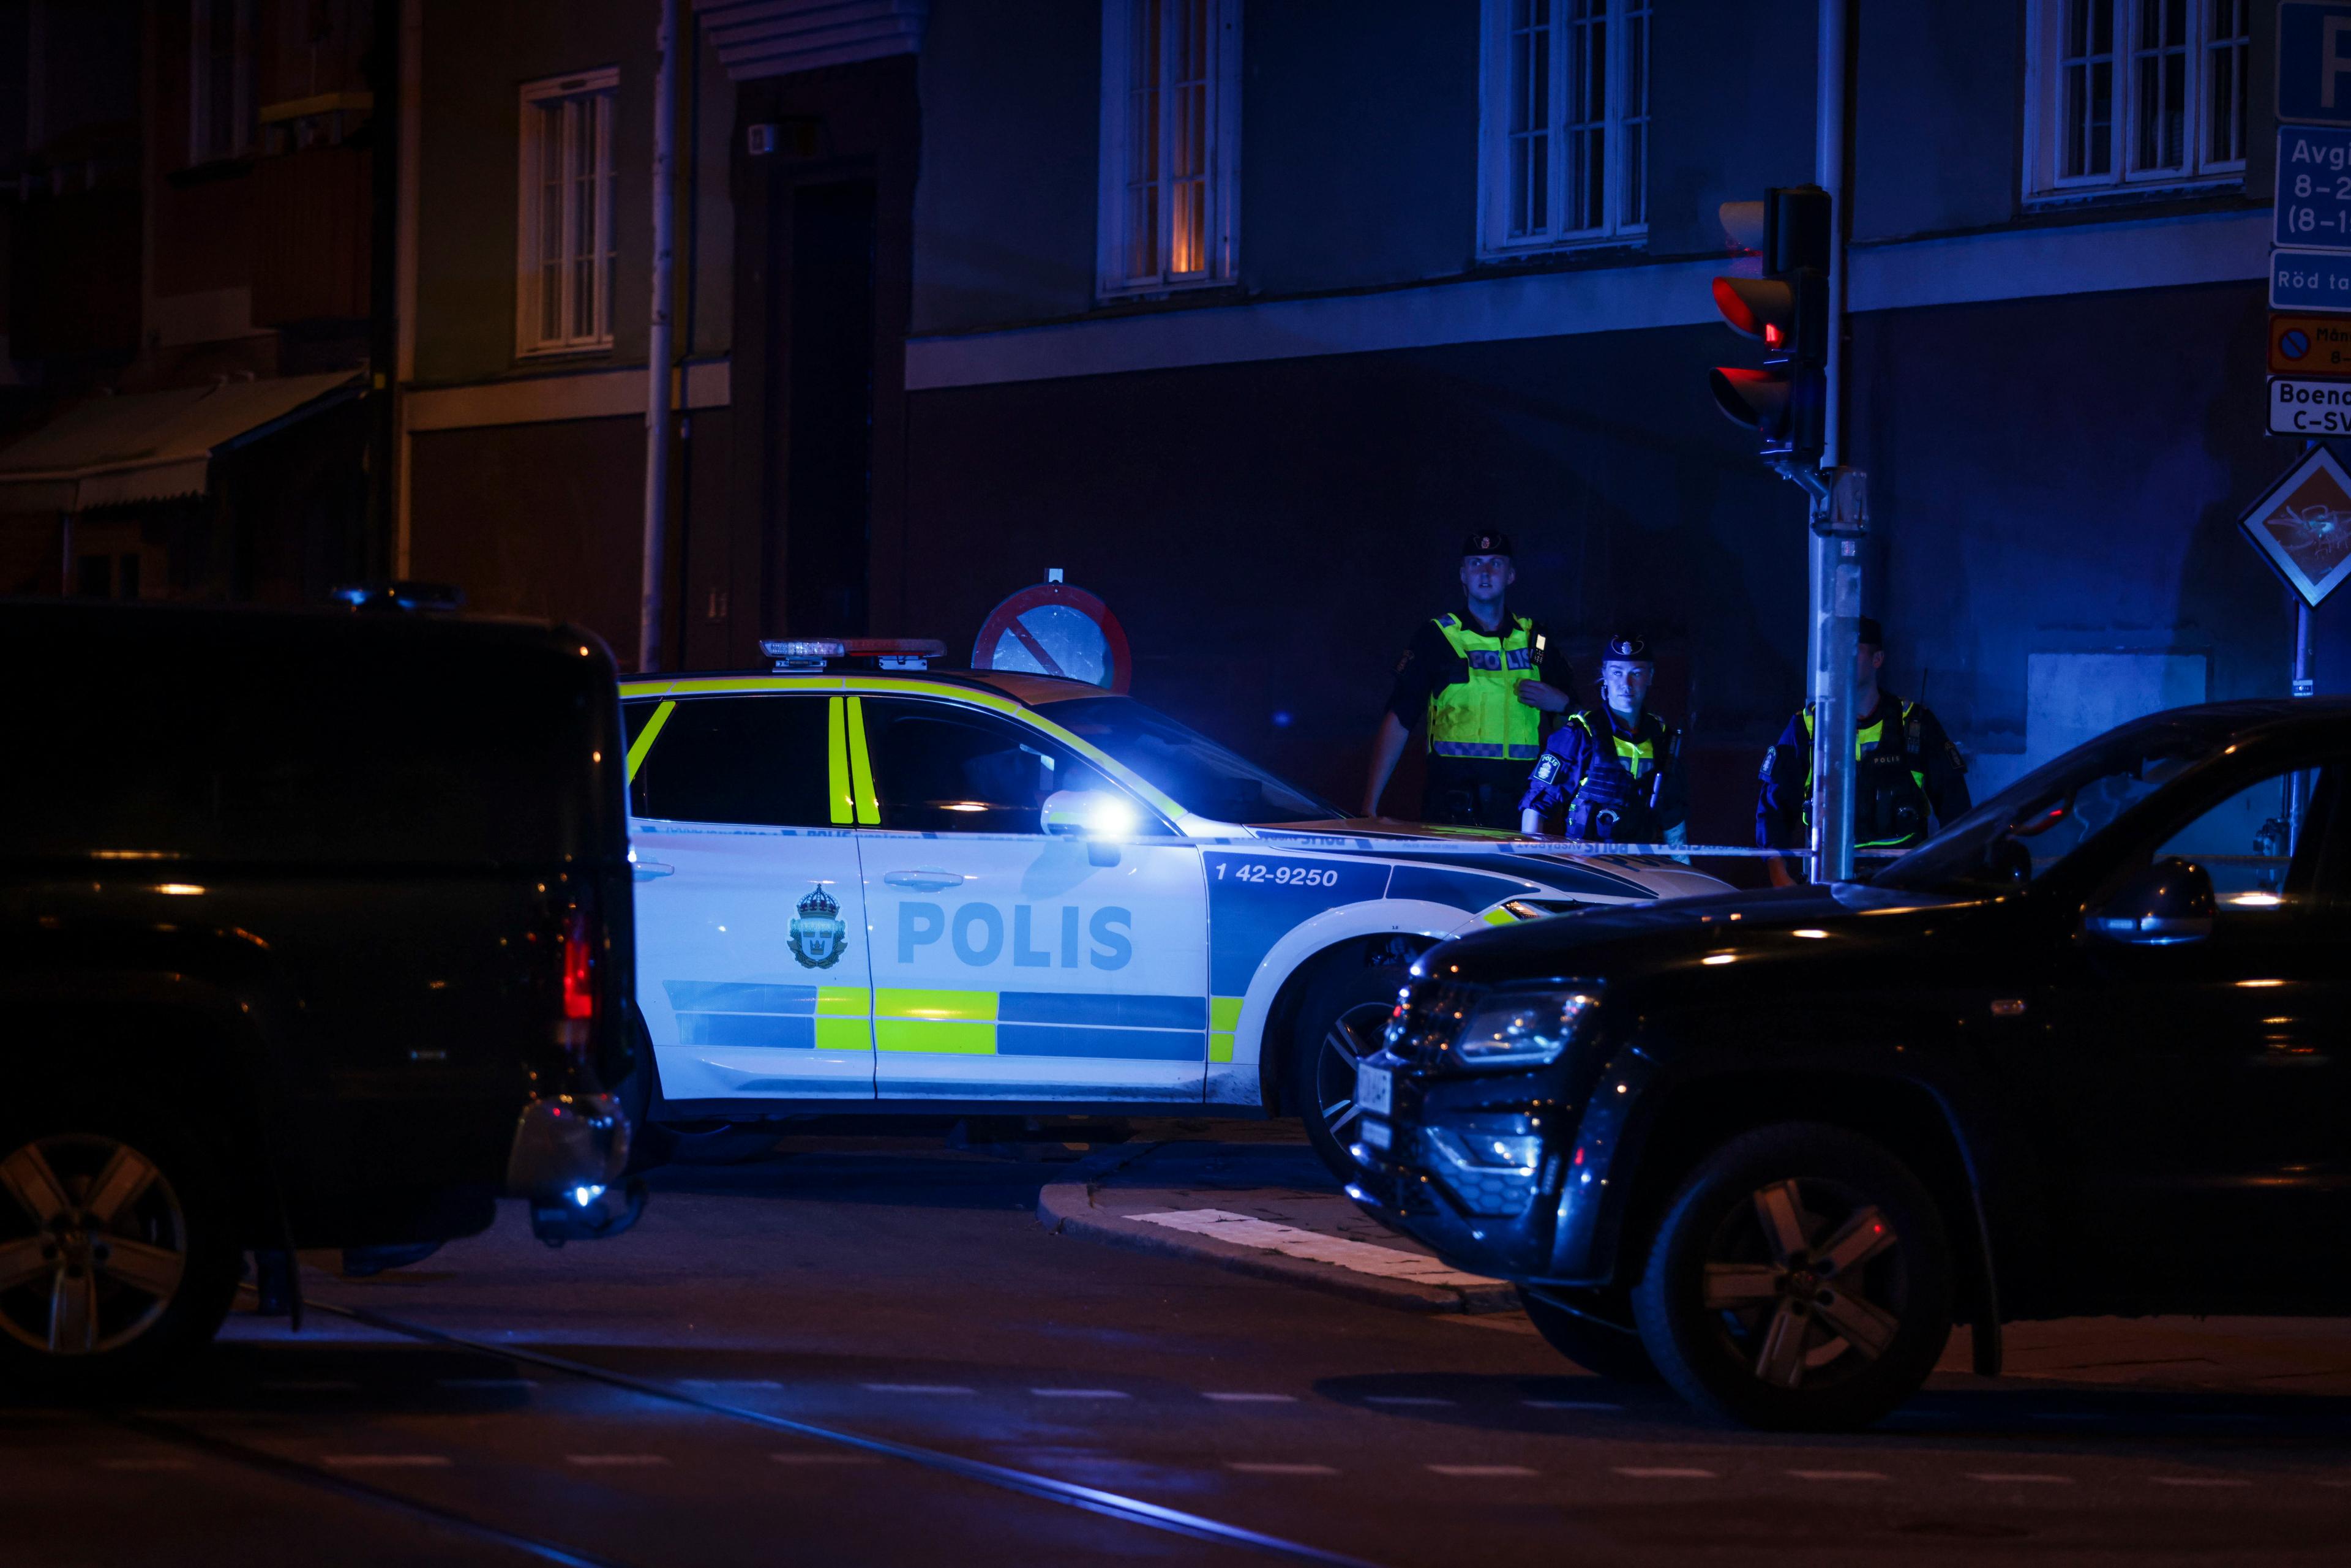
[2085, 856, 2215, 946]
[1041, 789, 1138, 839]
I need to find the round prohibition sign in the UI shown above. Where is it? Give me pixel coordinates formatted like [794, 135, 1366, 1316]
[972, 580, 1132, 693]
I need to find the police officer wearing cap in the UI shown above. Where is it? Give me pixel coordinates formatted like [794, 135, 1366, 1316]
[1757, 616, 1970, 867]
[1518, 635, 1688, 846]
[1364, 530, 1571, 829]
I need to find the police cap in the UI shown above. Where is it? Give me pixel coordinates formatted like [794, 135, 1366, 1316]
[1857, 615, 1885, 649]
[1461, 528, 1515, 558]
[1602, 634, 1653, 664]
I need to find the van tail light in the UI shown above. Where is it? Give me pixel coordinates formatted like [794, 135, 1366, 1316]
[557, 901, 596, 1052]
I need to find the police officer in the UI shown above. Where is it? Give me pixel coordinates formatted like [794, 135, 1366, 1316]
[1518, 635, 1687, 847]
[1364, 530, 1571, 828]
[1757, 617, 1970, 866]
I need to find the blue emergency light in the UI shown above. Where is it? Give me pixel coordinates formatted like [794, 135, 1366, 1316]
[759, 637, 948, 673]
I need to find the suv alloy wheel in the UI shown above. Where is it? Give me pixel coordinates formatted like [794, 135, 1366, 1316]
[1288, 956, 1411, 1182]
[1633, 1122, 1952, 1430]
[0, 1122, 240, 1395]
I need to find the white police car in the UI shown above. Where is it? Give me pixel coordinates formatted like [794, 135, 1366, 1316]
[620, 640, 1727, 1176]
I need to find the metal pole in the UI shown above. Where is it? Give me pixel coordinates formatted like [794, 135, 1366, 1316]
[638, 0, 681, 673]
[1807, 0, 1856, 883]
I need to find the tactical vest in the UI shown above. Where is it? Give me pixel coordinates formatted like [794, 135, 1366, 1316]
[1427, 613, 1542, 762]
[1561, 707, 1679, 842]
[1801, 700, 1933, 849]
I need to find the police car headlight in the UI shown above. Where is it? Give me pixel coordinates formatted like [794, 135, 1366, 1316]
[1449, 988, 1600, 1068]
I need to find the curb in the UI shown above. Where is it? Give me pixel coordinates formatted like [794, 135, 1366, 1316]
[1037, 1146, 1519, 1316]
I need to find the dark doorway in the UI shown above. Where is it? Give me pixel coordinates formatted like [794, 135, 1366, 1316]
[781, 179, 877, 637]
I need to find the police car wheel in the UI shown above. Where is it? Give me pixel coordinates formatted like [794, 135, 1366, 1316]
[1632, 1122, 1952, 1431]
[1288, 959, 1411, 1182]
[0, 1116, 240, 1397]
[1517, 1286, 1661, 1382]
[655, 1120, 784, 1166]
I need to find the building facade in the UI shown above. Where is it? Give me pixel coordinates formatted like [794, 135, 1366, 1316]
[6, 1, 2319, 841]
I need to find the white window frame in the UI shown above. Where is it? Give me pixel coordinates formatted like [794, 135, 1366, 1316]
[516, 67, 620, 359]
[1095, 0, 1243, 298]
[188, 0, 255, 166]
[2023, 0, 2249, 204]
[1476, 0, 1651, 257]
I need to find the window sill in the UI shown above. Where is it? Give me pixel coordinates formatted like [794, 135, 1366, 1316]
[1095, 276, 1236, 304]
[2022, 176, 2244, 212]
[516, 342, 616, 363]
[1477, 232, 1649, 264]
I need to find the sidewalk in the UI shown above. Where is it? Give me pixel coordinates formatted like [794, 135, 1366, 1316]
[1039, 1131, 2351, 1397]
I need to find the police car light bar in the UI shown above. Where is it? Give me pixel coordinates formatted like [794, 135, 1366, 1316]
[759, 637, 948, 672]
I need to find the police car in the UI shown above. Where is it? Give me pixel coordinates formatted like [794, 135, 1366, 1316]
[620, 639, 1727, 1177]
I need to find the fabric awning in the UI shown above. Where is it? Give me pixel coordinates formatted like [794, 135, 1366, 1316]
[0, 372, 363, 514]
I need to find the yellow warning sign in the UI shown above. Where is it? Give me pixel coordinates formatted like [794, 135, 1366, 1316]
[2270, 312, 2351, 374]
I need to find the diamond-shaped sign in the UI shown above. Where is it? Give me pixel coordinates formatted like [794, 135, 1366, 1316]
[2240, 446, 2351, 608]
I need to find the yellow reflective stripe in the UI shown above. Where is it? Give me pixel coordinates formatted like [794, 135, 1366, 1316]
[877, 1019, 997, 1054]
[846, 696, 880, 825]
[877, 989, 998, 1021]
[817, 986, 870, 1014]
[662, 675, 845, 696]
[619, 678, 678, 700]
[1481, 906, 1518, 926]
[1210, 996, 1244, 1032]
[624, 700, 675, 784]
[1209, 1035, 1235, 1063]
[814, 1016, 874, 1051]
[826, 697, 853, 824]
[844, 677, 1020, 713]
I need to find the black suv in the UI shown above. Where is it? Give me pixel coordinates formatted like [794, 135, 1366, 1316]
[0, 599, 640, 1394]
[1351, 700, 2351, 1430]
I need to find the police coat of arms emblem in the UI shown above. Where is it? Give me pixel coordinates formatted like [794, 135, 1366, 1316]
[789, 884, 848, 970]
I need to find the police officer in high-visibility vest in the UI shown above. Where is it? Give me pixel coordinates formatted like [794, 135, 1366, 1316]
[1364, 530, 1571, 828]
[1517, 634, 1687, 847]
[1757, 616, 1970, 868]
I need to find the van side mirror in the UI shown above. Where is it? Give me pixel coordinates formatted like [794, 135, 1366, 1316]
[2085, 856, 2216, 945]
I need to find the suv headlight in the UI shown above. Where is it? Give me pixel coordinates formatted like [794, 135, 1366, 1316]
[1449, 988, 1601, 1068]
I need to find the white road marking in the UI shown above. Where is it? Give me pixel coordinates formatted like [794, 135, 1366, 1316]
[1789, 1469, 1888, 1482]
[1427, 1464, 1538, 1477]
[1203, 1392, 1297, 1403]
[1032, 1388, 1129, 1399]
[863, 1383, 974, 1395]
[1126, 1209, 1498, 1286]
[438, 1377, 539, 1390]
[771, 1453, 884, 1466]
[1523, 1399, 1622, 1411]
[1968, 1473, 2074, 1484]
[99, 1458, 195, 1471]
[2151, 1477, 2252, 1488]
[1614, 1468, 1716, 1479]
[1226, 1462, 1340, 1476]
[324, 1455, 452, 1469]
[1364, 1395, 1455, 1407]
[565, 1454, 670, 1468]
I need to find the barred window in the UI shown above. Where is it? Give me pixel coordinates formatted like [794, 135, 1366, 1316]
[517, 69, 618, 356]
[1482, 0, 1651, 254]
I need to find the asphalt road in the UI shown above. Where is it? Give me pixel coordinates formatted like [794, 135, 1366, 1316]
[7, 1133, 2351, 1567]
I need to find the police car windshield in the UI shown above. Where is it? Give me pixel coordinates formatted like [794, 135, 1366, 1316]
[1041, 696, 1340, 825]
[1873, 717, 2224, 892]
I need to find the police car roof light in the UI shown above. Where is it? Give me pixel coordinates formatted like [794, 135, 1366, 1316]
[759, 637, 947, 672]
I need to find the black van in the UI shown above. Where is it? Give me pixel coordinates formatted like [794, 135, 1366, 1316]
[0, 599, 640, 1394]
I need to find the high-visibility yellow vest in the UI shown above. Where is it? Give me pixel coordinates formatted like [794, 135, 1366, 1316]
[1801, 702, 1932, 849]
[1427, 613, 1542, 761]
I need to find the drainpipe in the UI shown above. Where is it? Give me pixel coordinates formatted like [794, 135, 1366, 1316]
[639, 0, 681, 673]
[1805, 0, 1859, 885]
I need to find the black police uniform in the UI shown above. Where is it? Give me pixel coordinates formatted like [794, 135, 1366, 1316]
[1755, 689, 1970, 855]
[1520, 704, 1687, 843]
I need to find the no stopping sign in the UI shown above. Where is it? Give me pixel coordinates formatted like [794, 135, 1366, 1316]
[972, 578, 1131, 692]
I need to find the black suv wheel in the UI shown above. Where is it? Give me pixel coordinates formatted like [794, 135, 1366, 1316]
[1632, 1122, 1951, 1430]
[0, 1116, 240, 1397]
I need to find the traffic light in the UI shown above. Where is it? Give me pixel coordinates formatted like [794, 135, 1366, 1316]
[1709, 185, 1832, 466]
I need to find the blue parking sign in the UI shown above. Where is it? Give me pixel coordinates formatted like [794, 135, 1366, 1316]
[2281, 1, 2351, 126]
[2278, 126, 2351, 249]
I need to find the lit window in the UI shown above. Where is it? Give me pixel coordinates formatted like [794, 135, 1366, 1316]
[189, 0, 254, 165]
[517, 69, 620, 356]
[1479, 0, 1651, 255]
[1097, 0, 1240, 295]
[2028, 0, 2246, 200]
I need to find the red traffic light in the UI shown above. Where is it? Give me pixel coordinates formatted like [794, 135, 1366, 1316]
[1709, 367, 1789, 435]
[1712, 277, 1794, 343]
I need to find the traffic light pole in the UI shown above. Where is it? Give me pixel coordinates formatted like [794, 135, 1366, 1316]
[1795, 468, 1866, 884]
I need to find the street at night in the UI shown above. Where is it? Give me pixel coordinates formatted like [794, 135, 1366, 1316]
[7, 1125, 2351, 1566]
